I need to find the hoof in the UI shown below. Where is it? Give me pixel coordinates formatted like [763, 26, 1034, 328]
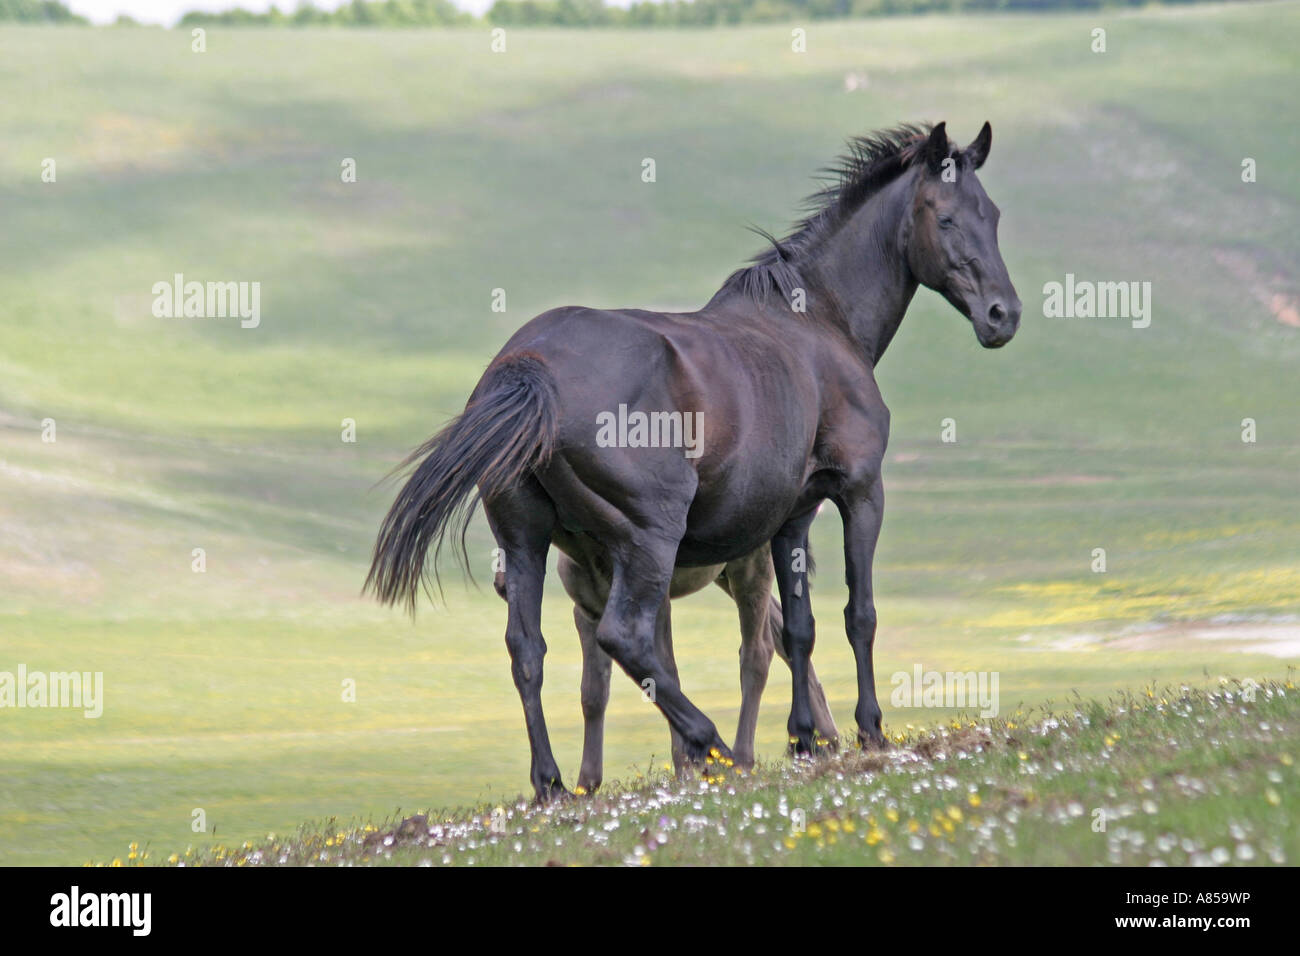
[533, 775, 572, 804]
[856, 728, 890, 751]
[787, 731, 834, 758]
[682, 731, 732, 763]
[689, 737, 737, 781]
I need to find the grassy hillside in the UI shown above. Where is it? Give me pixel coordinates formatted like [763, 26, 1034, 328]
[123, 682, 1299, 866]
[1, 4, 1298, 865]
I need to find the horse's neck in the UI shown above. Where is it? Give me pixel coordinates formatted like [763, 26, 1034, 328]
[810, 173, 919, 366]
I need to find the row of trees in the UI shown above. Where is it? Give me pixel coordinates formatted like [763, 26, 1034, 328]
[0, 0, 1248, 28]
[179, 0, 472, 27]
[486, 0, 1204, 28]
[184, 0, 1231, 28]
[0, 0, 87, 22]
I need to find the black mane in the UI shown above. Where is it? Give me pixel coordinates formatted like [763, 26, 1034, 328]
[719, 123, 934, 303]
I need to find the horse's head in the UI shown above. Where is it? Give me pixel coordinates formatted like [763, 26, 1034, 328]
[906, 122, 1021, 348]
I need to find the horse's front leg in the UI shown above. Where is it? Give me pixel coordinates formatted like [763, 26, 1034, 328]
[765, 596, 840, 746]
[772, 511, 820, 756]
[837, 478, 887, 748]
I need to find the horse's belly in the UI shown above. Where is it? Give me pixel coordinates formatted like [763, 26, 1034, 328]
[675, 537, 767, 567]
[677, 461, 842, 565]
[677, 491, 795, 566]
[667, 564, 723, 597]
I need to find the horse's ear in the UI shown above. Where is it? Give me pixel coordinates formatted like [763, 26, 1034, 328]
[965, 121, 992, 170]
[923, 122, 948, 174]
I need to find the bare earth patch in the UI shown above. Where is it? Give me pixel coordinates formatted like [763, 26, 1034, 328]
[1032, 619, 1300, 659]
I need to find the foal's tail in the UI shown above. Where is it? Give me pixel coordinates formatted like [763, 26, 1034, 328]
[365, 354, 558, 614]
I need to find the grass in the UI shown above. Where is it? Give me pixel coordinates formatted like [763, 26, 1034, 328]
[121, 680, 1299, 866]
[1, 3, 1298, 864]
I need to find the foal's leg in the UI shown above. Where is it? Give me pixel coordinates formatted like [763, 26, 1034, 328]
[652, 600, 690, 777]
[715, 553, 774, 769]
[485, 482, 567, 801]
[574, 603, 611, 793]
[771, 510, 821, 756]
[557, 553, 615, 793]
[837, 477, 887, 748]
[596, 538, 730, 766]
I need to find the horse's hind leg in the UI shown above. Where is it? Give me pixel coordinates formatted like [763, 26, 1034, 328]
[574, 578, 684, 789]
[484, 478, 567, 802]
[596, 536, 730, 767]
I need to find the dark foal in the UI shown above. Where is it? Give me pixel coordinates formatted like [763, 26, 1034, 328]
[369, 122, 1021, 801]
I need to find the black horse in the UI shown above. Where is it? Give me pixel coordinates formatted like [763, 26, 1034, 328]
[367, 122, 1021, 801]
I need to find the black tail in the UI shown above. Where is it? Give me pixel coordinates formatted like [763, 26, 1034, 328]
[365, 355, 558, 614]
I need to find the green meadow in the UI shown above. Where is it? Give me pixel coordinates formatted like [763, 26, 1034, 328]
[1, 4, 1297, 865]
[170, 683, 1300, 867]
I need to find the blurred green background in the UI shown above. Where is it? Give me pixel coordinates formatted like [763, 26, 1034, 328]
[1, 4, 1297, 864]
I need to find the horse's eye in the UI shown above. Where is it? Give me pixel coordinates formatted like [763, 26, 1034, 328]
[937, 215, 954, 228]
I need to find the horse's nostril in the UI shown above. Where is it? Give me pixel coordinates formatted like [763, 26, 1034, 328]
[988, 302, 1006, 323]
